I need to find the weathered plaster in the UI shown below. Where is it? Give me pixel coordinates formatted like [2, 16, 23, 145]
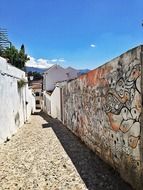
[0, 57, 35, 143]
[62, 45, 143, 189]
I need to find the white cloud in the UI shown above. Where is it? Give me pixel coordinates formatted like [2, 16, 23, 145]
[26, 57, 56, 68]
[26, 56, 53, 68]
[51, 58, 66, 63]
[51, 59, 58, 63]
[37, 58, 53, 68]
[90, 44, 96, 48]
[26, 56, 66, 68]
[58, 58, 65, 62]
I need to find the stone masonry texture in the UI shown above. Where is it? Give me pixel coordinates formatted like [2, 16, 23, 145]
[62, 45, 143, 189]
[0, 112, 132, 190]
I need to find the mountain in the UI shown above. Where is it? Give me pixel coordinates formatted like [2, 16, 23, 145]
[25, 66, 90, 75]
[25, 66, 47, 73]
[78, 69, 90, 75]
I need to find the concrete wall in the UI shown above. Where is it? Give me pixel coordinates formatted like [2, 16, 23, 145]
[62, 45, 143, 189]
[0, 57, 35, 143]
[43, 87, 62, 121]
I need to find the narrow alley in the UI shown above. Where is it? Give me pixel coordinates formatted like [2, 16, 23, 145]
[0, 112, 132, 190]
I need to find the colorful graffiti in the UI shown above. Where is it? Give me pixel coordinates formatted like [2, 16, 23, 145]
[62, 46, 143, 188]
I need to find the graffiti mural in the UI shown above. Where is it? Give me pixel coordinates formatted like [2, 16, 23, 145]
[62, 46, 143, 189]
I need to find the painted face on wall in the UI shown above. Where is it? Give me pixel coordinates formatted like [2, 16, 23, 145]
[116, 78, 126, 98]
[120, 119, 134, 133]
[120, 107, 132, 121]
[109, 78, 116, 89]
[131, 108, 140, 121]
[127, 64, 141, 82]
[128, 136, 139, 149]
[130, 88, 135, 101]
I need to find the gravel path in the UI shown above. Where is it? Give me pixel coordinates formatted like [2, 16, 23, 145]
[0, 111, 132, 190]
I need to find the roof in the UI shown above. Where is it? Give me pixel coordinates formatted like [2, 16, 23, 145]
[31, 79, 42, 89]
[31, 84, 42, 90]
[43, 64, 57, 74]
[65, 66, 79, 72]
[31, 79, 42, 84]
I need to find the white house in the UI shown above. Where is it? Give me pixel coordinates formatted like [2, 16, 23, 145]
[42, 81, 67, 121]
[31, 79, 43, 109]
[43, 64, 79, 91]
[65, 67, 79, 80]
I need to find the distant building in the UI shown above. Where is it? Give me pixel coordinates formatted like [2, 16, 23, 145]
[43, 64, 79, 91]
[65, 66, 79, 79]
[31, 79, 43, 109]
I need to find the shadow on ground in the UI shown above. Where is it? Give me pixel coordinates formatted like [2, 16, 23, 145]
[39, 111, 132, 190]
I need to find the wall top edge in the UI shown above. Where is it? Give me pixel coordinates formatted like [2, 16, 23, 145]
[62, 44, 143, 85]
[88, 44, 143, 75]
[0, 56, 26, 79]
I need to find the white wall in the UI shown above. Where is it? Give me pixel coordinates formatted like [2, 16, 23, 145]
[33, 89, 42, 108]
[51, 87, 61, 120]
[43, 65, 67, 91]
[43, 65, 78, 91]
[26, 87, 35, 116]
[65, 67, 79, 80]
[42, 87, 62, 121]
[42, 92, 51, 115]
[0, 57, 35, 143]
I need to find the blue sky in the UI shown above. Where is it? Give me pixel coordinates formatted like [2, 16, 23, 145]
[0, 0, 143, 69]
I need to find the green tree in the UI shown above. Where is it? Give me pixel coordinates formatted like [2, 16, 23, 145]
[18, 44, 29, 69]
[0, 45, 3, 56]
[1, 45, 19, 66]
[0, 44, 29, 70]
[28, 71, 43, 80]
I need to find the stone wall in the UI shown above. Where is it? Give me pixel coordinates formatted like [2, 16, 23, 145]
[0, 57, 35, 143]
[62, 45, 143, 189]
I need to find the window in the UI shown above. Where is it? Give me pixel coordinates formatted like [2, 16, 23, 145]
[35, 92, 40, 96]
[36, 100, 40, 104]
